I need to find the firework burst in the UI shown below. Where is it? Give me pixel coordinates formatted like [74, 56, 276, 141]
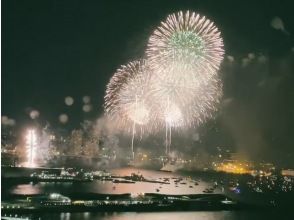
[104, 11, 224, 156]
[146, 11, 224, 78]
[105, 60, 156, 158]
[146, 11, 224, 128]
[104, 60, 154, 131]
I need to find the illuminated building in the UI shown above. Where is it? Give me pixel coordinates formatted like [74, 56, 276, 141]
[281, 169, 294, 177]
[26, 129, 37, 167]
[215, 160, 252, 174]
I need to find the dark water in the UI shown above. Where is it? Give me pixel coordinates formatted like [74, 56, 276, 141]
[3, 168, 291, 220]
[4, 211, 292, 220]
[5, 168, 220, 195]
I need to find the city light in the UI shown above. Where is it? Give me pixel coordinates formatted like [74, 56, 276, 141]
[26, 129, 37, 167]
[2, 2, 294, 217]
[216, 162, 251, 174]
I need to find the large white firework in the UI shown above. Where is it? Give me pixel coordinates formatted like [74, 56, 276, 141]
[104, 60, 154, 132]
[146, 11, 224, 128]
[105, 60, 157, 158]
[146, 10, 224, 77]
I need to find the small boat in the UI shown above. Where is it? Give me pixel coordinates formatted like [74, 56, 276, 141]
[221, 199, 237, 205]
[203, 188, 214, 193]
[112, 179, 135, 184]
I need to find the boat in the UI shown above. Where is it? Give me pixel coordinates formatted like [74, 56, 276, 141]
[131, 173, 144, 181]
[203, 188, 214, 193]
[221, 198, 238, 205]
[112, 179, 135, 184]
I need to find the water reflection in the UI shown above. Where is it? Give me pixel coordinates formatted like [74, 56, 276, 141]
[60, 212, 71, 220]
[11, 184, 41, 195]
[41, 212, 231, 220]
[38, 211, 286, 220]
[103, 212, 229, 220]
[8, 168, 219, 195]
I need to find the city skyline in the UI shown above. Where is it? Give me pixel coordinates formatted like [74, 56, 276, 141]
[2, 0, 294, 165]
[2, 1, 294, 219]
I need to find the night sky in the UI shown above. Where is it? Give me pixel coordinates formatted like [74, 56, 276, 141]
[2, 0, 294, 165]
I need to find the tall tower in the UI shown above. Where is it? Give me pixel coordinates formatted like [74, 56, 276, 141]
[26, 129, 36, 167]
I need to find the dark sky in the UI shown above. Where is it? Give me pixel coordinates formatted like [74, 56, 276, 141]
[2, 0, 294, 165]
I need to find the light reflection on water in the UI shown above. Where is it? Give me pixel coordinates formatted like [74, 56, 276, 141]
[5, 168, 290, 220]
[40, 212, 231, 220]
[9, 168, 220, 195]
[97, 212, 229, 220]
[11, 184, 41, 195]
[34, 211, 287, 220]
